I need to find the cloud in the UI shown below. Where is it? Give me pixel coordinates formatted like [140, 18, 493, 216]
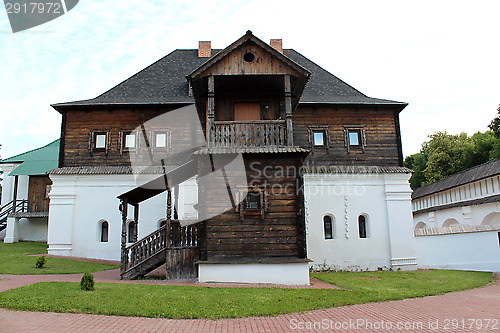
[1, 0, 499, 159]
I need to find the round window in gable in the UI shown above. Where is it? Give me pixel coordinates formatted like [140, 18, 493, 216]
[243, 52, 255, 63]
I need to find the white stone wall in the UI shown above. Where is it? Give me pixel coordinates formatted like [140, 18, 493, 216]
[415, 230, 500, 271]
[48, 174, 198, 260]
[304, 172, 417, 271]
[413, 202, 500, 229]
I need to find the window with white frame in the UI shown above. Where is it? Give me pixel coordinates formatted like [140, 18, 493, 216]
[343, 125, 365, 153]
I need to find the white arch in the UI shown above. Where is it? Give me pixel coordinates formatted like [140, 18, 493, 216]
[442, 218, 459, 228]
[415, 222, 427, 229]
[481, 212, 500, 226]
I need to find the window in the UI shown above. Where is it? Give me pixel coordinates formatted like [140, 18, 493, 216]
[123, 133, 136, 149]
[308, 126, 329, 150]
[128, 221, 137, 243]
[348, 130, 360, 146]
[92, 132, 107, 150]
[313, 131, 325, 146]
[100, 221, 109, 242]
[244, 192, 261, 210]
[156, 133, 167, 148]
[343, 125, 365, 153]
[358, 215, 367, 238]
[324, 215, 334, 239]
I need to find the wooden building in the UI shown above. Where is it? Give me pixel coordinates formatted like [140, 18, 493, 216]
[44, 31, 417, 284]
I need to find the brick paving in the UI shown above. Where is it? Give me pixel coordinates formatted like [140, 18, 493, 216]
[0, 271, 498, 332]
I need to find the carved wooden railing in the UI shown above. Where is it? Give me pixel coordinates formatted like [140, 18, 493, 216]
[210, 120, 286, 147]
[125, 224, 167, 270]
[120, 220, 199, 279]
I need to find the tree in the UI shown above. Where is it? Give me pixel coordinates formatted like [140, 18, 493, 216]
[488, 104, 500, 138]
[404, 152, 427, 189]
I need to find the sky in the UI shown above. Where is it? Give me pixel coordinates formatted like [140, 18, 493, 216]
[0, 0, 499, 160]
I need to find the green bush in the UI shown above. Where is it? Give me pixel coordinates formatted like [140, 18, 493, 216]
[35, 256, 46, 269]
[80, 272, 95, 291]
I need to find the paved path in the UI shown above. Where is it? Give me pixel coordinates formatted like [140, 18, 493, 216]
[0, 271, 498, 332]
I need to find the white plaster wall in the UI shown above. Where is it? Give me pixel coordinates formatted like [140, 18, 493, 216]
[415, 231, 500, 271]
[304, 172, 416, 271]
[198, 263, 310, 285]
[413, 202, 500, 228]
[48, 174, 198, 260]
[18, 218, 48, 242]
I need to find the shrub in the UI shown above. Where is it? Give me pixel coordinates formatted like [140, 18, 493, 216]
[35, 256, 46, 269]
[80, 272, 95, 291]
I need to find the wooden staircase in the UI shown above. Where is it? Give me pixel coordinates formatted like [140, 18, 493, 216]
[120, 220, 198, 280]
[0, 200, 28, 232]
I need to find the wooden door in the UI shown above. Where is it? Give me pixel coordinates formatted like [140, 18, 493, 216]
[28, 175, 52, 213]
[234, 103, 261, 121]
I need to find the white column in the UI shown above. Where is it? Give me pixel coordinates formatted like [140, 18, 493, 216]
[3, 216, 19, 243]
[384, 173, 417, 270]
[47, 175, 76, 256]
[0, 164, 18, 206]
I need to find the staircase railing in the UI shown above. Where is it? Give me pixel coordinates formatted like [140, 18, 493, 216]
[0, 199, 28, 221]
[121, 224, 167, 275]
[120, 220, 199, 279]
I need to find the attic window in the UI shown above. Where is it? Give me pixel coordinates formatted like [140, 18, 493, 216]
[243, 52, 255, 63]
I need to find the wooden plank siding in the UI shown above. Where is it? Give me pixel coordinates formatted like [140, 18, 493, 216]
[198, 154, 305, 260]
[294, 105, 402, 166]
[28, 175, 51, 212]
[61, 106, 184, 167]
[197, 42, 302, 78]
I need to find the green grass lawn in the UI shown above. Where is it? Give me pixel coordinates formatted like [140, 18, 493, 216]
[0, 270, 493, 319]
[0, 242, 119, 275]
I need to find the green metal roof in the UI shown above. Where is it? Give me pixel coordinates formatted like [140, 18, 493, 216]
[0, 139, 60, 176]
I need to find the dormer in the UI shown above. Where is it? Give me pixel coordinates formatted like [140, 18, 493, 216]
[187, 31, 310, 147]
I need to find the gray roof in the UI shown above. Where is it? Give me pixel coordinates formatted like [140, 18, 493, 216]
[302, 165, 412, 174]
[195, 146, 309, 154]
[52, 49, 406, 110]
[413, 193, 500, 215]
[49, 165, 176, 175]
[414, 224, 500, 237]
[412, 158, 500, 199]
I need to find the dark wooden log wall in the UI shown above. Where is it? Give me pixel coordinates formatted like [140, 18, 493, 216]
[61, 106, 186, 167]
[28, 175, 52, 212]
[294, 105, 402, 166]
[199, 154, 303, 260]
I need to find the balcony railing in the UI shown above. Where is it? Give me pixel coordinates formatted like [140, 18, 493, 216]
[210, 120, 287, 147]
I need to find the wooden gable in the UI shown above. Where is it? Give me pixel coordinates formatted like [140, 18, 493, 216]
[188, 31, 310, 80]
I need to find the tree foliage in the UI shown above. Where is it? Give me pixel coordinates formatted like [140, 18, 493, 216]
[405, 108, 500, 189]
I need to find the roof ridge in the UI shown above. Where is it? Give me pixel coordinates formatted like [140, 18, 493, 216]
[1, 139, 60, 163]
[412, 158, 500, 198]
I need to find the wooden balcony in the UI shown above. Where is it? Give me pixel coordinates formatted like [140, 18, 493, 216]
[209, 120, 287, 147]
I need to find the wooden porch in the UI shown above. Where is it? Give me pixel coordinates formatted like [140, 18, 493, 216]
[210, 120, 287, 148]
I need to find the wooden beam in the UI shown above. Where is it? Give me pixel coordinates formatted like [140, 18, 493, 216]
[12, 175, 19, 213]
[119, 198, 129, 277]
[284, 75, 293, 146]
[207, 75, 215, 144]
[133, 204, 139, 242]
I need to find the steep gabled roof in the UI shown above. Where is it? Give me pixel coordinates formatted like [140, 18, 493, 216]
[52, 36, 406, 111]
[0, 139, 60, 176]
[412, 158, 500, 199]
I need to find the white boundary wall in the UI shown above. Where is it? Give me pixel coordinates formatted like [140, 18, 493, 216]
[415, 230, 500, 271]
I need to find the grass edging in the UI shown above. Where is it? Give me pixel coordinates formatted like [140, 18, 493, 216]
[0, 270, 493, 319]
